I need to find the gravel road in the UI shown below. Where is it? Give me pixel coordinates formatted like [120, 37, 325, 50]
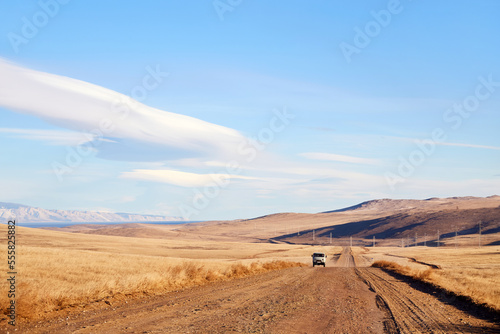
[11, 248, 499, 333]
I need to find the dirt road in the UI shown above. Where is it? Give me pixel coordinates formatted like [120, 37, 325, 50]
[12, 248, 499, 333]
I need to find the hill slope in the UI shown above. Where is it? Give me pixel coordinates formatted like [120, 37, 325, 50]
[38, 196, 499, 245]
[277, 206, 500, 245]
[172, 195, 500, 244]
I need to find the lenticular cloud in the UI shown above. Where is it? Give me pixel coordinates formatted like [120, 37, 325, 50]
[0, 59, 245, 159]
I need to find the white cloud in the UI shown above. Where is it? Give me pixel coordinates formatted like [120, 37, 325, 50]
[435, 142, 500, 150]
[0, 59, 246, 160]
[0, 128, 100, 146]
[391, 136, 500, 151]
[120, 169, 258, 187]
[300, 152, 381, 165]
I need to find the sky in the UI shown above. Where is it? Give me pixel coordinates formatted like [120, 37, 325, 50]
[0, 1, 499, 220]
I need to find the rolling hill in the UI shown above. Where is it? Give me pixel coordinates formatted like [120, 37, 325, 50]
[39, 195, 500, 246]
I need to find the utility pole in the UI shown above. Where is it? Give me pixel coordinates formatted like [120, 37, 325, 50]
[424, 233, 427, 247]
[313, 229, 315, 241]
[401, 238, 404, 248]
[373, 236, 376, 247]
[455, 226, 458, 249]
[330, 232, 332, 244]
[415, 232, 418, 247]
[350, 236, 353, 247]
[479, 222, 482, 248]
[437, 230, 440, 248]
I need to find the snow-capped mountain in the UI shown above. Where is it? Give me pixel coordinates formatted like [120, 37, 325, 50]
[0, 202, 184, 223]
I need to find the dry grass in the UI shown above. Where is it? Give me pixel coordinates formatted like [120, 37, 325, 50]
[368, 246, 500, 311]
[0, 225, 313, 320]
[1, 246, 305, 319]
[371, 260, 434, 281]
[371, 260, 410, 274]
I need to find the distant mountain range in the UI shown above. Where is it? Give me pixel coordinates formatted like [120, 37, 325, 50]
[12, 196, 499, 246]
[271, 195, 500, 246]
[0, 202, 185, 223]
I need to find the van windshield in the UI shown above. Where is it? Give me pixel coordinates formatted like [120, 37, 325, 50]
[313, 253, 325, 257]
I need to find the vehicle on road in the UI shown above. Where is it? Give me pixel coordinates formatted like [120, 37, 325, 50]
[312, 253, 327, 267]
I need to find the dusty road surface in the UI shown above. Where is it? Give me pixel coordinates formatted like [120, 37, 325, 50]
[11, 248, 499, 334]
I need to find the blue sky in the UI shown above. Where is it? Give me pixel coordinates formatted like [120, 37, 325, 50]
[0, 1, 499, 220]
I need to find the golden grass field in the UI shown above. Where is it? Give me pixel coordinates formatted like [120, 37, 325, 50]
[365, 246, 500, 311]
[0, 225, 336, 320]
[1, 220, 499, 321]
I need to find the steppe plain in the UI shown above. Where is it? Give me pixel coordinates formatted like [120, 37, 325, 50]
[1, 196, 499, 333]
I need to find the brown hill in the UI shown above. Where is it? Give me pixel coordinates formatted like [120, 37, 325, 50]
[42, 196, 500, 245]
[276, 206, 500, 246]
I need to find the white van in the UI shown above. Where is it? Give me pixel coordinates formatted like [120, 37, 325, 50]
[312, 253, 327, 267]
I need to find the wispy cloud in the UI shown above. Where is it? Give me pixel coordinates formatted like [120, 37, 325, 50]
[434, 142, 500, 151]
[0, 59, 247, 161]
[391, 136, 500, 151]
[0, 128, 103, 146]
[120, 169, 258, 187]
[299, 152, 381, 165]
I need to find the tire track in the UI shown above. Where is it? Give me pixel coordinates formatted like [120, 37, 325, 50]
[335, 246, 356, 267]
[329, 246, 500, 333]
[355, 267, 498, 333]
[357, 268, 444, 333]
